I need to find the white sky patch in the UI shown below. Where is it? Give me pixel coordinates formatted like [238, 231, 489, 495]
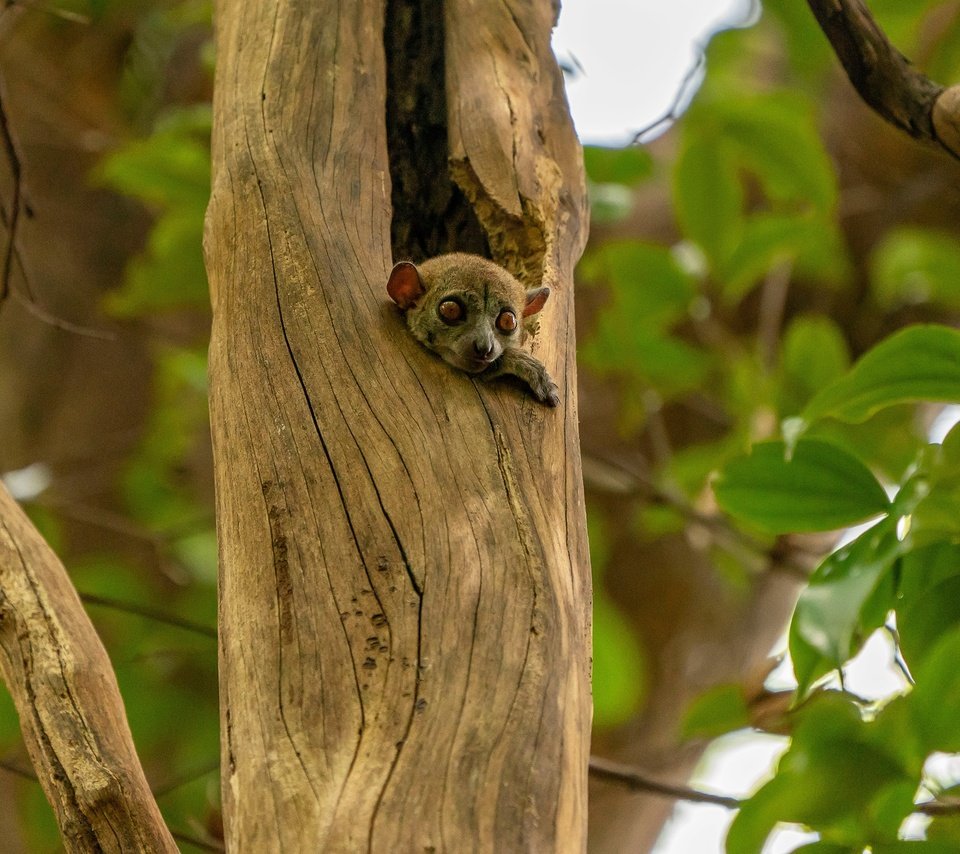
[2, 462, 52, 501]
[553, 0, 755, 145]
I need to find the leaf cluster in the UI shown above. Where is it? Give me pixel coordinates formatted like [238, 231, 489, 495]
[579, 2, 960, 850]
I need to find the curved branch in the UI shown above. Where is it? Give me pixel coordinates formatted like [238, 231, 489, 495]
[0, 482, 176, 852]
[806, 0, 960, 159]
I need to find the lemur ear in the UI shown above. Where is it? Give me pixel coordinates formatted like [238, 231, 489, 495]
[523, 286, 550, 317]
[387, 262, 425, 310]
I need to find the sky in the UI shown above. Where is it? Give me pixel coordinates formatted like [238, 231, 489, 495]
[553, 0, 754, 146]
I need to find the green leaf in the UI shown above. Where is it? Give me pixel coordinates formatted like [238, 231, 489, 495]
[717, 212, 846, 303]
[93, 105, 211, 209]
[581, 325, 710, 398]
[778, 315, 851, 416]
[716, 93, 838, 214]
[593, 590, 646, 729]
[802, 325, 960, 426]
[788, 845, 851, 854]
[682, 684, 750, 740]
[714, 439, 890, 535]
[873, 843, 960, 854]
[583, 145, 652, 186]
[908, 434, 960, 540]
[909, 626, 960, 753]
[871, 228, 960, 310]
[581, 241, 696, 331]
[728, 700, 909, 853]
[104, 208, 208, 316]
[789, 518, 903, 695]
[672, 134, 742, 266]
[927, 810, 960, 845]
[762, 0, 835, 79]
[726, 773, 810, 854]
[896, 543, 960, 671]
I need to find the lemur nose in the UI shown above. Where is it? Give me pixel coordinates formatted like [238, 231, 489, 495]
[474, 339, 494, 359]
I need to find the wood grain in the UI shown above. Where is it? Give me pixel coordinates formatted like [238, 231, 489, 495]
[0, 483, 175, 853]
[206, 0, 591, 849]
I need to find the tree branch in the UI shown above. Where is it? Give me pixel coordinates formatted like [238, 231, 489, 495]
[588, 756, 741, 808]
[80, 592, 217, 639]
[0, 481, 177, 852]
[589, 754, 960, 816]
[0, 78, 22, 303]
[806, 0, 960, 159]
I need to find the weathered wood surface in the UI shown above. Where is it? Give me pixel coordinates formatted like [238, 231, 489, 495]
[206, 0, 590, 850]
[0, 483, 175, 853]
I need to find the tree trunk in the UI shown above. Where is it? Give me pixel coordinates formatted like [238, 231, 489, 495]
[205, 0, 591, 850]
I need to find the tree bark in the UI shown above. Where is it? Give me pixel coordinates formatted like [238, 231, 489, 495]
[0, 483, 175, 853]
[205, 0, 590, 850]
[807, 0, 960, 159]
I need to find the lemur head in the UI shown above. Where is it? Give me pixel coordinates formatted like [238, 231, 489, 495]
[387, 253, 549, 374]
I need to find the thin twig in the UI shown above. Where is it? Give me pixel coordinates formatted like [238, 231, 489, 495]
[589, 754, 960, 815]
[0, 757, 35, 782]
[80, 592, 217, 639]
[11, 0, 91, 23]
[589, 755, 741, 808]
[171, 830, 225, 853]
[153, 759, 220, 797]
[581, 451, 820, 578]
[632, 49, 706, 143]
[917, 799, 960, 817]
[0, 80, 22, 303]
[885, 622, 915, 686]
[10, 289, 116, 340]
[0, 67, 112, 339]
[757, 262, 792, 371]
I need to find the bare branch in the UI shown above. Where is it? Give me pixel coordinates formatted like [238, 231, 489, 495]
[0, 79, 22, 303]
[80, 592, 218, 639]
[632, 49, 706, 144]
[588, 755, 741, 808]
[589, 754, 960, 816]
[0, 481, 177, 851]
[170, 831, 225, 853]
[10, 289, 116, 340]
[806, 0, 960, 159]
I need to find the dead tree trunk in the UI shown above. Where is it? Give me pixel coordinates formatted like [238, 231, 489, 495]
[205, 0, 591, 850]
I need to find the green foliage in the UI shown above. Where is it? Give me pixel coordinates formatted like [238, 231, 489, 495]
[870, 228, 960, 311]
[714, 439, 891, 535]
[94, 105, 212, 317]
[0, 3, 220, 844]
[682, 684, 751, 740]
[589, 510, 647, 729]
[583, 145, 653, 186]
[798, 325, 960, 427]
[777, 316, 850, 417]
[575, 3, 960, 851]
[583, 144, 653, 223]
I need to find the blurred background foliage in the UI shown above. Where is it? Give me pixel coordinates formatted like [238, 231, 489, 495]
[1, 0, 960, 851]
[578, 0, 960, 850]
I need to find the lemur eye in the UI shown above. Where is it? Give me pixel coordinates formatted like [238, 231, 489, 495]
[437, 299, 464, 324]
[496, 310, 518, 333]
